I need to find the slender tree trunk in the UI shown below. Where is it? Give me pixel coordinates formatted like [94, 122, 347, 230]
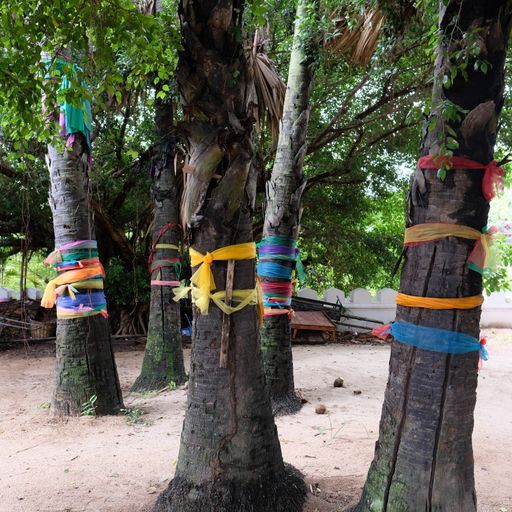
[47, 134, 123, 416]
[260, 0, 316, 415]
[131, 91, 186, 392]
[153, 2, 305, 511]
[356, 2, 512, 510]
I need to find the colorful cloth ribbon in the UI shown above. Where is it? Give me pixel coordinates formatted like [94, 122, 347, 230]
[41, 240, 108, 319]
[263, 307, 294, 318]
[259, 281, 293, 308]
[148, 223, 181, 286]
[150, 280, 180, 287]
[404, 223, 498, 274]
[396, 292, 484, 310]
[44, 240, 98, 265]
[257, 236, 305, 317]
[186, 242, 258, 315]
[257, 236, 305, 282]
[372, 321, 488, 359]
[173, 285, 261, 317]
[418, 155, 505, 201]
[56, 290, 108, 319]
[42, 55, 93, 151]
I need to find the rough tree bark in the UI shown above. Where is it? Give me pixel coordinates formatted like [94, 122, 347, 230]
[47, 135, 123, 416]
[152, 2, 306, 511]
[131, 89, 186, 392]
[260, 0, 316, 416]
[356, 2, 512, 511]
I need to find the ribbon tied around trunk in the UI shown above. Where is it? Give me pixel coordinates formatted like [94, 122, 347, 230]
[404, 223, 499, 274]
[418, 155, 505, 201]
[185, 242, 258, 315]
[372, 322, 488, 361]
[396, 292, 484, 310]
[41, 240, 108, 319]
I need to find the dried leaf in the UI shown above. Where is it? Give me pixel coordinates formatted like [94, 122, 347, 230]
[249, 29, 286, 144]
[326, 8, 384, 66]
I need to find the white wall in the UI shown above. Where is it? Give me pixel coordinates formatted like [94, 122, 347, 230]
[298, 287, 512, 330]
[0, 288, 38, 302]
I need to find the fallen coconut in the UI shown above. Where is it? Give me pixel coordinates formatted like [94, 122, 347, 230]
[333, 377, 344, 388]
[315, 404, 327, 414]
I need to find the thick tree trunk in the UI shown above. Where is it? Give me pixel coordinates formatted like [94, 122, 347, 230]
[260, 0, 316, 416]
[356, 2, 512, 510]
[153, 2, 305, 511]
[47, 135, 123, 416]
[131, 92, 186, 392]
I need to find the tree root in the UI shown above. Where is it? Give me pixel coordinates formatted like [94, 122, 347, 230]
[152, 464, 306, 512]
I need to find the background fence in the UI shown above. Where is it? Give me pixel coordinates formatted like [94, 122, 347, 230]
[297, 287, 512, 330]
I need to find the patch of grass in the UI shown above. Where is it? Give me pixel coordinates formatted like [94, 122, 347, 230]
[121, 407, 153, 426]
[313, 414, 346, 442]
[137, 390, 160, 398]
[80, 395, 97, 416]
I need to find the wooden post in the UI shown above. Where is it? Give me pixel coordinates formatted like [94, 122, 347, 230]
[219, 260, 235, 368]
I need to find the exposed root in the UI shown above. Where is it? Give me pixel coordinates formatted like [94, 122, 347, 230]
[152, 464, 306, 512]
[272, 392, 304, 417]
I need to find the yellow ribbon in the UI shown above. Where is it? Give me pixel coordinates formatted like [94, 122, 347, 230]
[404, 223, 498, 272]
[174, 285, 261, 317]
[404, 223, 482, 244]
[189, 242, 257, 314]
[396, 293, 484, 310]
[54, 279, 104, 301]
[57, 309, 107, 320]
[155, 243, 180, 251]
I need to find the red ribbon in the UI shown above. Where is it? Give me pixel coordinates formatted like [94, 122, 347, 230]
[372, 324, 391, 340]
[148, 222, 180, 275]
[418, 155, 505, 201]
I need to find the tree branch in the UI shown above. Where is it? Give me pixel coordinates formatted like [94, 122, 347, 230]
[366, 118, 420, 148]
[307, 81, 430, 154]
[92, 198, 136, 267]
[305, 129, 365, 191]
[0, 159, 15, 178]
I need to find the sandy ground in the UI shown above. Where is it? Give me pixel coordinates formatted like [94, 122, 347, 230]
[0, 330, 511, 512]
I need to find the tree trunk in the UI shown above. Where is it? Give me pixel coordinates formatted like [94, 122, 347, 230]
[356, 2, 512, 510]
[131, 91, 186, 392]
[47, 134, 123, 416]
[260, 0, 316, 416]
[152, 2, 306, 511]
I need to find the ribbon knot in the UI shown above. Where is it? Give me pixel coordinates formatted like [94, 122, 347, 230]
[483, 161, 505, 202]
[187, 242, 257, 314]
[203, 252, 214, 266]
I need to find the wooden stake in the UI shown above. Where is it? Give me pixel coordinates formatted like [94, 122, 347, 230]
[219, 259, 235, 368]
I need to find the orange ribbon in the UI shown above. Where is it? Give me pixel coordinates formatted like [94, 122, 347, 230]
[41, 264, 106, 309]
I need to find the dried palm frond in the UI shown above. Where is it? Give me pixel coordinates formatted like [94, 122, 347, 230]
[326, 8, 384, 66]
[135, 0, 156, 16]
[249, 29, 286, 144]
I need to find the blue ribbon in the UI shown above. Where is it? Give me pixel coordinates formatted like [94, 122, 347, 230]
[57, 290, 107, 310]
[387, 321, 488, 359]
[256, 260, 293, 280]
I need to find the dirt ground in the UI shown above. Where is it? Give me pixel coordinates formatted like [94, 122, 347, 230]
[0, 329, 511, 512]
